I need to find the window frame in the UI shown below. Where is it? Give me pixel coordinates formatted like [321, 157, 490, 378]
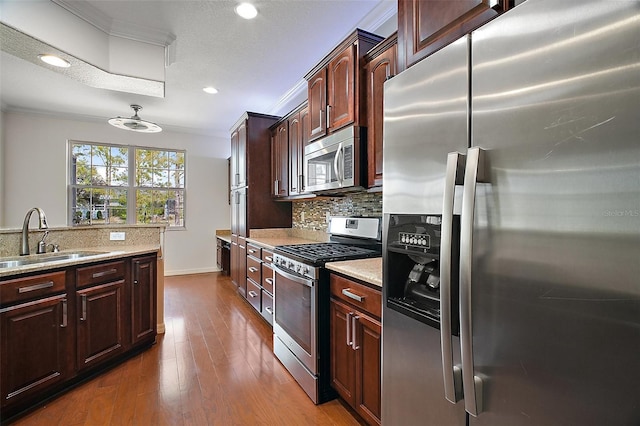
[67, 140, 187, 229]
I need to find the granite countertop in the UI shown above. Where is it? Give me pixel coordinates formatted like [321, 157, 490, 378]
[245, 236, 321, 251]
[325, 257, 382, 288]
[0, 245, 160, 278]
[216, 235, 232, 244]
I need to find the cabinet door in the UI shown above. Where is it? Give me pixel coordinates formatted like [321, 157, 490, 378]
[236, 120, 248, 187]
[237, 187, 247, 237]
[367, 43, 397, 188]
[237, 237, 247, 297]
[330, 298, 356, 406]
[0, 294, 70, 409]
[288, 111, 302, 195]
[231, 239, 239, 288]
[398, 0, 508, 70]
[308, 68, 327, 141]
[131, 255, 156, 346]
[230, 128, 239, 188]
[354, 311, 382, 425]
[327, 45, 356, 132]
[271, 122, 289, 197]
[76, 280, 125, 371]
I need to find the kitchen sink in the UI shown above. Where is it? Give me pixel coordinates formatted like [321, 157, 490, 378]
[0, 251, 108, 269]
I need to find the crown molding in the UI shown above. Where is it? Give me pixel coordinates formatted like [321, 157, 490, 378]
[51, 0, 175, 47]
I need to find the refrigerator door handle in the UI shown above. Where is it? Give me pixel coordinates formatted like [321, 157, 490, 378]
[441, 151, 466, 404]
[460, 147, 487, 417]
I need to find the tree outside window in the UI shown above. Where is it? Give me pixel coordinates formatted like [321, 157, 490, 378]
[69, 142, 185, 228]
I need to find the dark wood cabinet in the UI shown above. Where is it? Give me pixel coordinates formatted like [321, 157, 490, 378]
[0, 271, 71, 412]
[288, 104, 308, 196]
[398, 0, 510, 71]
[230, 113, 291, 295]
[365, 33, 398, 189]
[305, 29, 384, 143]
[230, 121, 247, 189]
[76, 261, 127, 371]
[131, 255, 156, 346]
[330, 273, 382, 425]
[271, 121, 289, 197]
[0, 254, 157, 421]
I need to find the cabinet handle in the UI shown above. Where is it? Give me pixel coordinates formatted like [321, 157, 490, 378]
[17, 281, 54, 293]
[341, 288, 364, 302]
[61, 298, 68, 328]
[235, 173, 240, 186]
[248, 290, 258, 298]
[351, 315, 360, 350]
[274, 180, 279, 195]
[265, 278, 274, 285]
[80, 294, 87, 321]
[264, 256, 273, 262]
[248, 249, 255, 254]
[326, 105, 331, 127]
[319, 109, 324, 129]
[92, 268, 117, 279]
[134, 280, 139, 285]
[264, 306, 273, 315]
[248, 267, 259, 273]
[299, 174, 305, 191]
[346, 312, 352, 346]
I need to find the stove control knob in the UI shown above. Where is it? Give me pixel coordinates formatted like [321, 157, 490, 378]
[288, 261, 294, 269]
[296, 264, 301, 273]
[303, 266, 310, 275]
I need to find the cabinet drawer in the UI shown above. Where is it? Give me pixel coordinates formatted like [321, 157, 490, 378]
[261, 248, 274, 264]
[76, 260, 126, 288]
[246, 278, 262, 312]
[247, 255, 262, 284]
[261, 262, 274, 294]
[330, 274, 381, 318]
[246, 243, 262, 258]
[260, 289, 274, 325]
[1, 271, 67, 305]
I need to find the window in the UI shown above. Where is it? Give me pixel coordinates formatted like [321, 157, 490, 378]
[69, 142, 185, 228]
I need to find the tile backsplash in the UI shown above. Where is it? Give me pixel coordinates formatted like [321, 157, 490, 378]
[293, 192, 382, 232]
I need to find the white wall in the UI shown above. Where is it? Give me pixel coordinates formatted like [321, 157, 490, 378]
[2, 110, 230, 275]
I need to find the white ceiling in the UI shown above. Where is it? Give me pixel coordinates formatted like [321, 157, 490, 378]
[0, 0, 397, 139]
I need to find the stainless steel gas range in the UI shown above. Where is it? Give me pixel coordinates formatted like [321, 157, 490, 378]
[272, 216, 381, 404]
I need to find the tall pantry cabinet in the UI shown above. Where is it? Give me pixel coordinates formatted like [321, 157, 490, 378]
[230, 112, 292, 297]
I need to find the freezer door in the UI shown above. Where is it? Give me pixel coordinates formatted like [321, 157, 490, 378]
[465, 1, 640, 424]
[382, 307, 466, 426]
[382, 36, 469, 216]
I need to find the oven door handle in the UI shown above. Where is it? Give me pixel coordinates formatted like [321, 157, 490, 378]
[273, 264, 314, 288]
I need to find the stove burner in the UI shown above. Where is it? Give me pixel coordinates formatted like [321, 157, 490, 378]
[276, 242, 380, 264]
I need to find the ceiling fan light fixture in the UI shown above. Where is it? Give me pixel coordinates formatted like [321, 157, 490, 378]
[38, 54, 70, 68]
[108, 104, 162, 133]
[235, 3, 258, 19]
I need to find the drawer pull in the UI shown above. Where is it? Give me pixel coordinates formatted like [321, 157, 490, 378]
[248, 267, 259, 273]
[342, 288, 364, 302]
[18, 281, 54, 293]
[248, 249, 256, 254]
[264, 256, 273, 262]
[248, 290, 258, 298]
[265, 278, 274, 285]
[265, 306, 273, 315]
[92, 268, 118, 279]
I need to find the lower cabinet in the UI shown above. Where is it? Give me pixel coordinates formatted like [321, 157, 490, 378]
[330, 273, 382, 426]
[0, 253, 157, 420]
[0, 271, 72, 413]
[242, 243, 274, 326]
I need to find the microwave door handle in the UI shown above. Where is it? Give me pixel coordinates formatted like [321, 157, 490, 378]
[333, 143, 342, 184]
[441, 151, 466, 404]
[460, 147, 487, 417]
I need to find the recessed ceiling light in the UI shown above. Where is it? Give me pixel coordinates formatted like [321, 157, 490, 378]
[203, 86, 219, 94]
[38, 54, 71, 68]
[235, 3, 258, 19]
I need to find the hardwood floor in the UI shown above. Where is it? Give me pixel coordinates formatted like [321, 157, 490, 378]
[10, 273, 364, 426]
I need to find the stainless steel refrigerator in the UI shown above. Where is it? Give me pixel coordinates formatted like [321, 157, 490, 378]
[381, 1, 640, 425]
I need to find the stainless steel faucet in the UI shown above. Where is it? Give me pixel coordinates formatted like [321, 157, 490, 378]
[20, 207, 49, 256]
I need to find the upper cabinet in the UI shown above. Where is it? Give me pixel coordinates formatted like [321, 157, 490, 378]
[271, 121, 289, 198]
[230, 121, 247, 189]
[398, 0, 511, 71]
[365, 33, 398, 189]
[288, 103, 309, 196]
[305, 29, 384, 143]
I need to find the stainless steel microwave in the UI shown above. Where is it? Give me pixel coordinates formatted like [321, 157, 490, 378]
[304, 126, 363, 193]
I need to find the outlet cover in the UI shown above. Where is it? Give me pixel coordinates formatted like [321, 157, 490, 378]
[110, 232, 126, 241]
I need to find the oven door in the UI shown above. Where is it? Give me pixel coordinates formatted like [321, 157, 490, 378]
[273, 264, 317, 374]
